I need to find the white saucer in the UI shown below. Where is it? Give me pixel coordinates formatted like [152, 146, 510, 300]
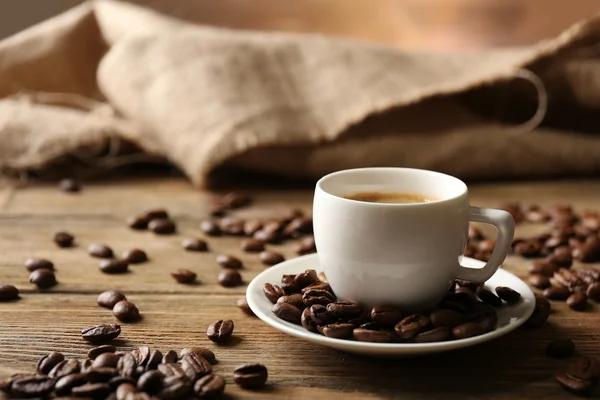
[246, 254, 535, 357]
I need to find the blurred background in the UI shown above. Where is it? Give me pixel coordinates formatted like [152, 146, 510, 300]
[1, 0, 598, 50]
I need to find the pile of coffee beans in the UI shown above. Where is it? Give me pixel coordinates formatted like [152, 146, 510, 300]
[264, 269, 531, 343]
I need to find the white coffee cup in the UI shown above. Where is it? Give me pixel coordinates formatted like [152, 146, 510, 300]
[313, 168, 515, 311]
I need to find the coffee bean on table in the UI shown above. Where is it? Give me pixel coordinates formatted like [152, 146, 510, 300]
[242, 220, 262, 236]
[543, 286, 571, 300]
[81, 359, 92, 372]
[322, 323, 355, 339]
[182, 238, 208, 252]
[523, 295, 551, 328]
[216, 254, 242, 269]
[566, 293, 587, 311]
[219, 217, 245, 236]
[54, 231, 75, 247]
[259, 251, 285, 266]
[527, 260, 557, 277]
[415, 327, 452, 343]
[72, 382, 112, 398]
[122, 249, 148, 264]
[233, 363, 268, 389]
[97, 290, 127, 309]
[49, 358, 80, 378]
[87, 366, 119, 382]
[555, 371, 592, 394]
[162, 350, 178, 364]
[237, 298, 256, 316]
[194, 374, 226, 398]
[24, 257, 54, 272]
[253, 229, 281, 244]
[395, 314, 431, 340]
[429, 309, 463, 328]
[144, 209, 169, 220]
[137, 370, 164, 394]
[59, 178, 81, 193]
[171, 269, 197, 284]
[116, 382, 137, 399]
[495, 286, 521, 304]
[200, 220, 221, 236]
[587, 282, 600, 302]
[158, 362, 186, 379]
[452, 322, 486, 339]
[55, 372, 88, 395]
[113, 300, 141, 322]
[570, 355, 600, 381]
[284, 217, 313, 237]
[88, 345, 117, 360]
[353, 328, 394, 343]
[241, 239, 265, 253]
[37, 351, 65, 374]
[180, 347, 217, 365]
[88, 243, 114, 258]
[295, 236, 316, 255]
[127, 215, 150, 230]
[547, 246, 573, 268]
[529, 274, 551, 289]
[99, 259, 129, 274]
[272, 302, 302, 323]
[218, 269, 242, 287]
[476, 287, 503, 307]
[148, 218, 176, 234]
[92, 352, 121, 369]
[82, 324, 121, 344]
[276, 294, 305, 310]
[11, 376, 55, 398]
[29, 268, 57, 288]
[546, 339, 575, 358]
[0, 285, 19, 301]
[181, 353, 212, 381]
[207, 319, 234, 343]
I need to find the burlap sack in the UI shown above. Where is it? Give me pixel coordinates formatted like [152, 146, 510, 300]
[1, 0, 599, 186]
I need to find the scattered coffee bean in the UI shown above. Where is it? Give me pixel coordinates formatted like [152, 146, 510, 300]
[55, 372, 87, 396]
[555, 371, 592, 394]
[495, 286, 521, 304]
[88, 345, 117, 360]
[529, 274, 551, 289]
[122, 249, 148, 264]
[200, 220, 221, 236]
[54, 231, 75, 247]
[216, 254, 243, 269]
[567, 293, 587, 311]
[220, 191, 251, 209]
[99, 259, 129, 274]
[207, 319, 234, 343]
[11, 376, 55, 398]
[49, 358, 80, 378]
[116, 382, 137, 399]
[127, 215, 150, 230]
[182, 238, 208, 252]
[82, 324, 121, 344]
[218, 269, 242, 287]
[158, 363, 186, 379]
[528, 260, 557, 277]
[148, 218, 176, 234]
[587, 282, 600, 302]
[87, 366, 119, 382]
[144, 209, 169, 220]
[284, 217, 313, 237]
[71, 382, 112, 398]
[452, 322, 486, 339]
[29, 268, 57, 288]
[81, 358, 92, 372]
[543, 286, 571, 300]
[219, 218, 245, 236]
[322, 323, 355, 339]
[295, 236, 316, 255]
[570, 355, 600, 381]
[194, 374, 225, 398]
[180, 347, 216, 365]
[253, 229, 281, 244]
[233, 363, 268, 389]
[395, 314, 431, 340]
[0, 285, 19, 301]
[259, 251, 285, 266]
[171, 269, 197, 284]
[37, 351, 65, 374]
[108, 376, 133, 391]
[97, 291, 127, 309]
[24, 257, 54, 272]
[241, 239, 265, 253]
[242, 220, 262, 236]
[113, 300, 141, 322]
[181, 353, 212, 381]
[523, 295, 551, 328]
[137, 370, 164, 394]
[547, 246, 573, 268]
[476, 287, 503, 307]
[237, 297, 256, 316]
[513, 240, 542, 258]
[162, 350, 178, 364]
[546, 339, 575, 358]
[89, 243, 114, 258]
[415, 327, 452, 343]
[574, 236, 600, 262]
[59, 178, 81, 193]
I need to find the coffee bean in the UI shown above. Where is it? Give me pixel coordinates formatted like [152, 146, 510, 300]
[200, 220, 221, 236]
[587, 282, 600, 302]
[495, 286, 521, 304]
[395, 315, 431, 340]
[543, 286, 571, 300]
[241, 239, 265, 253]
[58, 178, 80, 193]
[132, 346, 149, 366]
[554, 268, 583, 288]
[263, 283, 286, 303]
[127, 215, 150, 230]
[322, 323, 355, 339]
[117, 353, 137, 379]
[216, 254, 243, 269]
[82, 323, 121, 344]
[574, 236, 600, 262]
[71, 382, 112, 399]
[113, 300, 141, 322]
[54, 231, 75, 247]
[281, 275, 301, 294]
[207, 319, 234, 343]
[243, 220, 263, 236]
[429, 309, 463, 328]
[295, 236, 316, 255]
[171, 269, 197, 284]
[89, 243, 114, 258]
[179, 347, 216, 364]
[301, 308, 319, 333]
[182, 238, 208, 252]
[49, 359, 80, 378]
[513, 240, 542, 258]
[55, 372, 87, 396]
[37, 351, 65, 374]
[326, 301, 363, 319]
[569, 355, 600, 381]
[476, 287, 503, 307]
[284, 217, 313, 237]
[546, 246, 573, 268]
[137, 370, 164, 394]
[220, 191, 251, 209]
[144, 209, 169, 220]
[294, 269, 319, 289]
[98, 290, 127, 309]
[233, 363, 268, 389]
[452, 322, 486, 339]
[464, 303, 497, 331]
[158, 363, 186, 378]
[116, 383, 137, 400]
[555, 371, 592, 394]
[162, 350, 178, 364]
[529, 274, 551, 289]
[122, 249, 148, 264]
[0, 285, 19, 301]
[253, 229, 281, 244]
[276, 294, 305, 310]
[415, 327, 451, 343]
[148, 218, 176, 234]
[29, 268, 57, 288]
[219, 217, 245, 236]
[353, 328, 394, 343]
[88, 345, 117, 360]
[181, 353, 212, 381]
[439, 300, 467, 314]
[523, 295, 551, 328]
[447, 289, 477, 307]
[80, 359, 92, 372]
[93, 353, 121, 369]
[109, 376, 134, 391]
[194, 374, 225, 398]
[546, 339, 575, 358]
[86, 367, 119, 382]
[527, 260, 557, 277]
[455, 279, 481, 292]
[99, 259, 129, 274]
[260, 251, 285, 266]
[272, 302, 302, 323]
[302, 288, 335, 307]
[11, 376, 55, 398]
[237, 298, 256, 316]
[301, 281, 332, 294]
[306, 304, 333, 325]
[567, 293, 587, 311]
[25, 257, 54, 272]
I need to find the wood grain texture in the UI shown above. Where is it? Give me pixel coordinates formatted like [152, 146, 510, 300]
[1, 177, 600, 399]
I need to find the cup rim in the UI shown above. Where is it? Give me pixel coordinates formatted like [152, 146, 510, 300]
[315, 167, 468, 207]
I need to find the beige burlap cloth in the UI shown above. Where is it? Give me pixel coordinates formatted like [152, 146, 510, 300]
[1, 0, 600, 186]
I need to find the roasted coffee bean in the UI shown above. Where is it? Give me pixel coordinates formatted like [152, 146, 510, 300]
[543, 286, 571, 300]
[276, 293, 305, 310]
[99, 259, 129, 274]
[216, 254, 243, 269]
[415, 327, 451, 343]
[233, 363, 268, 389]
[429, 309, 463, 328]
[495, 286, 521, 304]
[113, 300, 141, 322]
[546, 339, 575, 358]
[570, 355, 600, 381]
[395, 315, 430, 340]
[578, 268, 600, 284]
[200, 220, 221, 236]
[171, 269, 197, 284]
[157, 376, 192, 400]
[452, 322, 486, 339]
[528, 260, 557, 277]
[253, 229, 281, 244]
[574, 236, 600, 262]
[523, 295, 551, 328]
[272, 302, 302, 323]
[72, 382, 112, 399]
[25, 257, 54, 272]
[87, 367, 119, 382]
[476, 287, 503, 307]
[29, 268, 57, 288]
[89, 243, 114, 258]
[455, 279, 480, 292]
[308, 304, 334, 325]
[109, 376, 134, 391]
[326, 301, 363, 319]
[11, 376, 55, 398]
[137, 370, 164, 394]
[281, 274, 301, 294]
[452, 287, 478, 305]
[37, 351, 65, 374]
[162, 350, 178, 364]
[80, 359, 92, 372]
[243, 220, 263, 236]
[144, 209, 169, 220]
[220, 191, 251, 209]
[587, 282, 600, 302]
[0, 285, 19, 301]
[55, 372, 87, 396]
[439, 300, 467, 314]
[133, 346, 150, 366]
[181, 353, 212, 381]
[322, 323, 355, 339]
[295, 236, 316, 255]
[127, 215, 150, 230]
[546, 246, 573, 268]
[353, 328, 394, 343]
[294, 269, 318, 289]
[148, 219, 176, 234]
[259, 250, 285, 266]
[525, 208, 549, 223]
[301, 281, 332, 294]
[82, 323, 121, 343]
[284, 217, 313, 237]
[179, 347, 216, 365]
[529, 274, 551, 289]
[554, 268, 583, 288]
[263, 283, 286, 303]
[567, 293, 587, 311]
[237, 298, 255, 316]
[143, 350, 165, 371]
[182, 238, 208, 252]
[54, 231, 75, 247]
[301, 308, 319, 333]
[555, 372, 592, 395]
[88, 345, 117, 360]
[49, 359, 80, 378]
[263, 220, 285, 234]
[123, 249, 148, 264]
[207, 319, 234, 343]
[513, 240, 542, 258]
[477, 239, 495, 253]
[219, 218, 245, 236]
[98, 290, 127, 309]
[545, 232, 568, 249]
[116, 382, 136, 400]
[464, 303, 497, 331]
[59, 178, 80, 193]
[302, 288, 335, 307]
[501, 203, 524, 223]
[194, 374, 225, 398]
[117, 353, 138, 379]
[468, 225, 484, 240]
[157, 363, 186, 378]
[241, 239, 264, 253]
[93, 352, 121, 369]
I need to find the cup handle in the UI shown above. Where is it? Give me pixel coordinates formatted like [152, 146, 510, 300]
[456, 206, 515, 283]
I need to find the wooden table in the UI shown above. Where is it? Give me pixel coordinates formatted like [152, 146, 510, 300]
[1, 177, 599, 399]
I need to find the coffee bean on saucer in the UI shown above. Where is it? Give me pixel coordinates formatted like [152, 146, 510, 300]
[302, 288, 335, 307]
[529, 274, 551, 289]
[241, 239, 265, 253]
[218, 269, 242, 287]
[294, 269, 319, 289]
[37, 351, 65, 374]
[263, 283, 286, 304]
[272, 302, 302, 323]
[452, 322, 486, 339]
[543, 286, 571, 300]
[182, 238, 208, 252]
[587, 283, 600, 302]
[259, 251, 285, 266]
[171, 269, 197, 284]
[546, 339, 575, 358]
[429, 309, 463, 328]
[59, 178, 80, 193]
[149, 218, 176, 234]
[29, 268, 57, 288]
[322, 323, 355, 339]
[194, 374, 226, 398]
[127, 215, 149, 230]
[122, 248, 148, 264]
[207, 319, 234, 343]
[566, 293, 587, 311]
[88, 345, 117, 360]
[99, 259, 129, 274]
[353, 328, 394, 343]
[81, 324, 121, 344]
[476, 287, 503, 307]
[326, 301, 363, 319]
[555, 372, 592, 395]
[395, 314, 430, 340]
[216, 254, 243, 269]
[0, 285, 19, 301]
[88, 243, 114, 258]
[277, 294, 305, 310]
[25, 258, 54, 272]
[97, 290, 127, 309]
[495, 286, 521, 304]
[233, 363, 268, 389]
[112, 300, 141, 322]
[200, 220, 221, 236]
[301, 308, 319, 332]
[307, 304, 333, 325]
[237, 298, 255, 316]
[523, 295, 551, 328]
[415, 327, 451, 343]
[54, 231, 74, 247]
[455, 279, 481, 292]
